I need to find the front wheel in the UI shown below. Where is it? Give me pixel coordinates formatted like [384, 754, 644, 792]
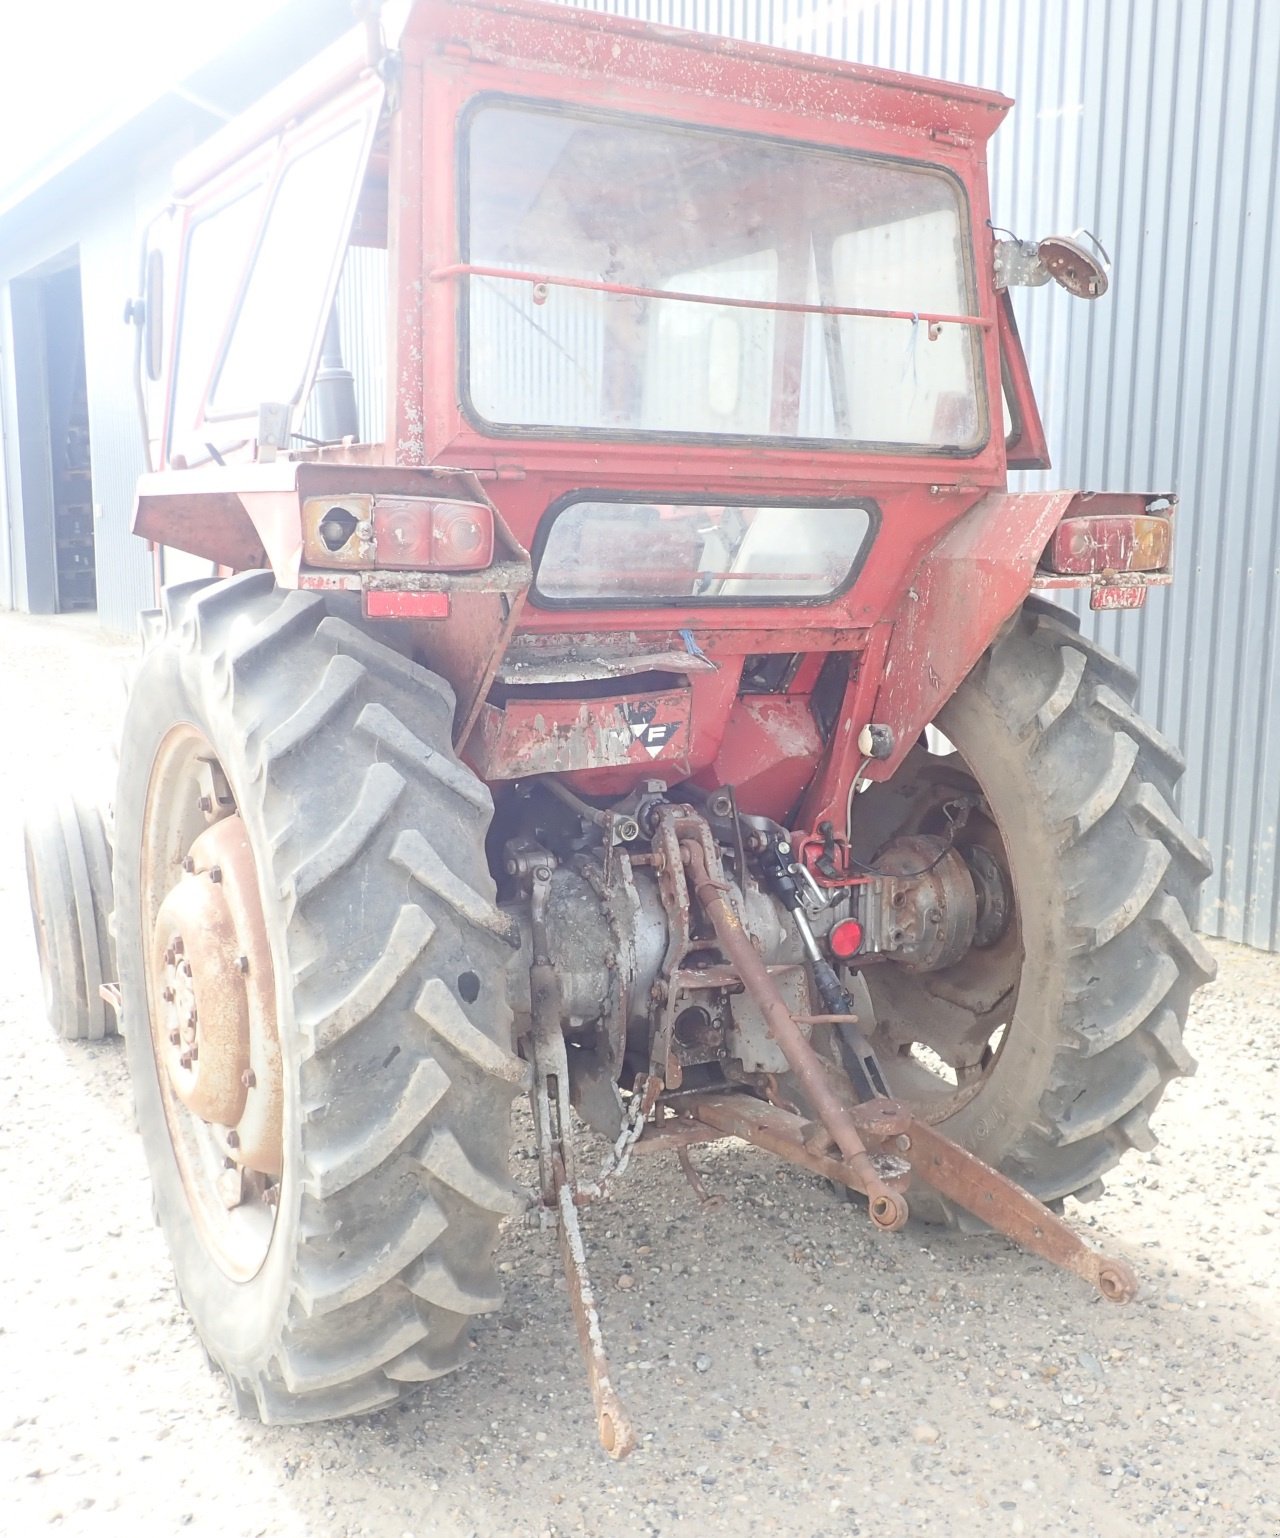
[115, 574, 527, 1421]
[851, 598, 1216, 1223]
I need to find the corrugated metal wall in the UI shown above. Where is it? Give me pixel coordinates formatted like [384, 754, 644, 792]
[298, 244, 389, 444]
[562, 0, 1280, 950]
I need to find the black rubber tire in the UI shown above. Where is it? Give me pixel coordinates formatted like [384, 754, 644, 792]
[24, 796, 116, 1041]
[857, 597, 1216, 1224]
[115, 573, 528, 1423]
[75, 797, 115, 991]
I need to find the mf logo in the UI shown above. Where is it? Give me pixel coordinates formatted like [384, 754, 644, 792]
[622, 701, 681, 759]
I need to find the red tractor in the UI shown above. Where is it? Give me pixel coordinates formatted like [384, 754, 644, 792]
[25, 0, 1214, 1455]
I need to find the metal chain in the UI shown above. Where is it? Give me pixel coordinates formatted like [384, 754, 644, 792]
[581, 1087, 650, 1200]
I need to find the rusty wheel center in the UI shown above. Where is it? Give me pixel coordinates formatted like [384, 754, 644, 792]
[149, 815, 283, 1178]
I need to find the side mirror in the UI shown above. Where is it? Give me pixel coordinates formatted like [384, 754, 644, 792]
[993, 228, 1111, 300]
[1036, 231, 1110, 300]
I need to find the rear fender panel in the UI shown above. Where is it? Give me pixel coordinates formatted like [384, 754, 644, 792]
[868, 489, 1078, 778]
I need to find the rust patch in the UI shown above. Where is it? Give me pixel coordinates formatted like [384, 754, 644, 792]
[472, 690, 692, 780]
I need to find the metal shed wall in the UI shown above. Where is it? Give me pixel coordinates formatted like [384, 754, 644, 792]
[564, 0, 1280, 949]
[78, 169, 168, 636]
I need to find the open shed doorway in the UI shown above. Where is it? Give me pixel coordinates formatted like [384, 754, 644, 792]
[41, 264, 97, 612]
[11, 256, 99, 614]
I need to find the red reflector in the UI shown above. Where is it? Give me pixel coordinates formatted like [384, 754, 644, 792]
[363, 590, 450, 619]
[829, 918, 864, 959]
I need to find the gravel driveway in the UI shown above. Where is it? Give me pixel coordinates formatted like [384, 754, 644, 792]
[1, 608, 1277, 1538]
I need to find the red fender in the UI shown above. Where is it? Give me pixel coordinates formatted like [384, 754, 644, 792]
[866, 489, 1079, 779]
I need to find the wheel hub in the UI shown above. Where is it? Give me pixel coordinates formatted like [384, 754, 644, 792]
[965, 843, 1012, 948]
[149, 815, 282, 1176]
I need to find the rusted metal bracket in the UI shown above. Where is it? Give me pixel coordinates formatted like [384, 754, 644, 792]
[527, 866, 638, 1459]
[680, 828, 909, 1231]
[679, 1091, 1136, 1304]
[646, 805, 698, 1089]
[899, 1118, 1138, 1302]
[526, 806, 1135, 1463]
[682, 1092, 912, 1197]
[664, 809, 1136, 1304]
[528, 1012, 638, 1459]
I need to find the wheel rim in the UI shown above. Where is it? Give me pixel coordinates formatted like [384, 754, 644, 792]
[857, 748, 1021, 1124]
[140, 727, 283, 1281]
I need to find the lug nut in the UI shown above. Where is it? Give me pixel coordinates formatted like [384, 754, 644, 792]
[179, 1051, 193, 1070]
[235, 955, 249, 974]
[226, 1130, 240, 1149]
[208, 865, 222, 884]
[240, 1069, 256, 1089]
[197, 794, 213, 813]
[168, 1030, 180, 1046]
[173, 937, 184, 956]
[162, 985, 175, 1002]
[182, 856, 195, 874]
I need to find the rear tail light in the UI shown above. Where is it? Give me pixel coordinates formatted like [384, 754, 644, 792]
[1043, 514, 1171, 576]
[431, 502, 493, 568]
[371, 497, 494, 572]
[304, 494, 495, 572]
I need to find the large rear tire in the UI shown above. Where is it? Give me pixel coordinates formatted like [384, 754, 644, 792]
[115, 574, 527, 1422]
[854, 598, 1216, 1223]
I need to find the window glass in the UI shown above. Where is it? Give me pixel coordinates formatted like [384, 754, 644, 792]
[815, 211, 978, 446]
[296, 244, 389, 443]
[210, 121, 369, 415]
[537, 500, 874, 605]
[169, 187, 263, 456]
[465, 103, 985, 452]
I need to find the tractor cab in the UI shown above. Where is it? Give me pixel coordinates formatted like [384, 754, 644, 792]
[132, 0, 1120, 825]
[139, 1, 1024, 482]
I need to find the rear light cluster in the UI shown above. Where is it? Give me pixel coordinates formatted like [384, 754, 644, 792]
[1042, 513, 1171, 576]
[373, 497, 494, 571]
[302, 494, 494, 572]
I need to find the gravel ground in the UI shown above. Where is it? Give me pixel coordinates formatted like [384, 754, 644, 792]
[1, 608, 1277, 1538]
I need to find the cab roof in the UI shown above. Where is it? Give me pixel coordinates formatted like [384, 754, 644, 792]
[403, 0, 1013, 145]
[174, 0, 1013, 195]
